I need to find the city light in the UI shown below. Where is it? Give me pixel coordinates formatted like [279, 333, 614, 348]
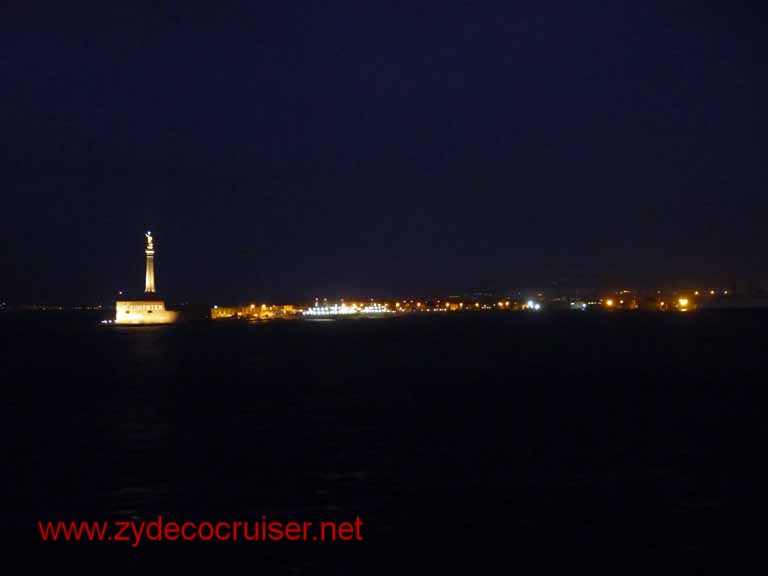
[302, 303, 391, 317]
[207, 284, 731, 323]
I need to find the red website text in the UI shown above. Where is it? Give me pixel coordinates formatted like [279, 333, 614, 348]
[38, 516, 364, 547]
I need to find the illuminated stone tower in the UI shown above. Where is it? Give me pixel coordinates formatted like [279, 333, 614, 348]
[144, 231, 155, 293]
[114, 230, 178, 325]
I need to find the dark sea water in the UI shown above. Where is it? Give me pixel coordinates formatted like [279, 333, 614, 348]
[2, 311, 763, 569]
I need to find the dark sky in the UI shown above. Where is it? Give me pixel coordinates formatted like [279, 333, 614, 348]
[1, 2, 765, 303]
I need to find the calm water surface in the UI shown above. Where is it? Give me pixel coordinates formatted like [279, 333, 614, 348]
[2, 311, 763, 568]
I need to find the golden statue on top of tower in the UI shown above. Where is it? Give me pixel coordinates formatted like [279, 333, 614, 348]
[145, 231, 154, 251]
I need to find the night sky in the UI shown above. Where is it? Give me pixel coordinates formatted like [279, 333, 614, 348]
[2, 2, 765, 304]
